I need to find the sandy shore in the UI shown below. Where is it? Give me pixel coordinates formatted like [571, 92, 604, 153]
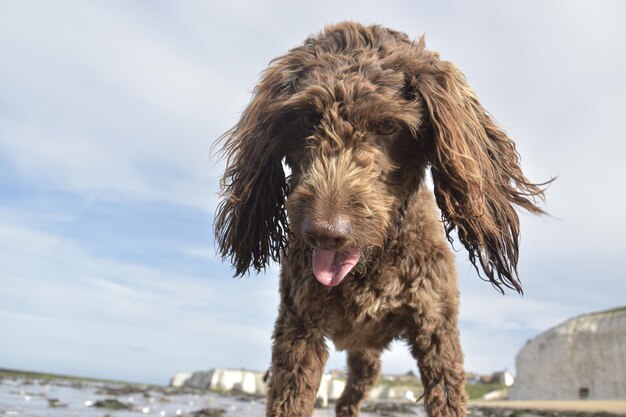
[470, 400, 626, 413]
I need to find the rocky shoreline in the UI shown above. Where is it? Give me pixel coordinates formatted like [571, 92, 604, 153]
[469, 406, 625, 417]
[2, 369, 625, 417]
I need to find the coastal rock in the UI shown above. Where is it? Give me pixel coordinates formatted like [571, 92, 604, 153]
[509, 306, 626, 400]
[183, 369, 266, 396]
[316, 374, 346, 408]
[169, 372, 192, 388]
[172, 368, 425, 406]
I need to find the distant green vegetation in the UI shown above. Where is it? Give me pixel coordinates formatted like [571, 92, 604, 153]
[0, 368, 144, 386]
[377, 375, 423, 389]
[465, 382, 505, 400]
[375, 375, 503, 401]
[2, 367, 505, 401]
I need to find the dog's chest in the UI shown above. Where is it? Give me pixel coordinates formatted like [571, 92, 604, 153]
[320, 273, 414, 350]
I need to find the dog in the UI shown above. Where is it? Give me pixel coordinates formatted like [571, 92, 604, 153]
[214, 22, 546, 417]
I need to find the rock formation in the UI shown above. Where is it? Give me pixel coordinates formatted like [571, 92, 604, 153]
[170, 368, 423, 406]
[169, 372, 192, 388]
[182, 369, 267, 396]
[509, 306, 626, 400]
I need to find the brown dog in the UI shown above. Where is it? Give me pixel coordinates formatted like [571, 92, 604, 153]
[215, 22, 546, 417]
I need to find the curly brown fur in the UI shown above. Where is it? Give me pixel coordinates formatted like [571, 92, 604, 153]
[215, 22, 547, 417]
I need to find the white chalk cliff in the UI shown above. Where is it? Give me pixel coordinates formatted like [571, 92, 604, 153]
[509, 306, 626, 400]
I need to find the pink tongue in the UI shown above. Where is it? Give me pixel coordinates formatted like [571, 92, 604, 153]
[312, 248, 361, 286]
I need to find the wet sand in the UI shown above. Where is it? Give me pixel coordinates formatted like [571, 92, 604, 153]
[470, 400, 626, 413]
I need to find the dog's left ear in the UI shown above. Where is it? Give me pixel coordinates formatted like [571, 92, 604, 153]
[214, 69, 289, 277]
[415, 51, 548, 293]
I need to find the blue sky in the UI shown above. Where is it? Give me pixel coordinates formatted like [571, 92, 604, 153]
[1, 1, 625, 385]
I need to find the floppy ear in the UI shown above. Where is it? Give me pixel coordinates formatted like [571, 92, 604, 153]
[417, 56, 548, 293]
[214, 73, 289, 276]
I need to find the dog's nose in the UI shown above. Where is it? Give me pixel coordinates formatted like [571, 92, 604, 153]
[301, 216, 351, 250]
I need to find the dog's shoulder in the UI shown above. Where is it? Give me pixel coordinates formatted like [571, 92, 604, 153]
[400, 186, 449, 251]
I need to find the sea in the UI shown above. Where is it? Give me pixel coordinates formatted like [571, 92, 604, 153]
[0, 376, 424, 417]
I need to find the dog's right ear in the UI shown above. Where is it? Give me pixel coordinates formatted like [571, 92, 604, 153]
[408, 38, 549, 293]
[214, 68, 290, 276]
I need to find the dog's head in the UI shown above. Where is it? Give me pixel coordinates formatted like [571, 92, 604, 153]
[215, 22, 546, 292]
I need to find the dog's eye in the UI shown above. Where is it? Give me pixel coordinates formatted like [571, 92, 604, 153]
[298, 112, 320, 131]
[279, 110, 320, 132]
[375, 120, 399, 136]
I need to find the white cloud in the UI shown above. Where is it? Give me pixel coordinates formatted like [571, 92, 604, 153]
[0, 2, 241, 211]
[0, 221, 279, 383]
[180, 245, 218, 262]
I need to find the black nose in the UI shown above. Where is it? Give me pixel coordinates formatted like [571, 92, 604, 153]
[301, 216, 352, 250]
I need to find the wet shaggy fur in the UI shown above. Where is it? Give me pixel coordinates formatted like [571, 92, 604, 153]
[215, 22, 546, 417]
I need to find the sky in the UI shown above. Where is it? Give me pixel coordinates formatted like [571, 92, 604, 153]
[1, 1, 625, 385]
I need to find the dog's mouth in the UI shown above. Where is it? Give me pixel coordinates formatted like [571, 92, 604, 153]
[312, 248, 361, 286]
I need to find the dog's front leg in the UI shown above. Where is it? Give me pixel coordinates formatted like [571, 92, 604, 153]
[335, 349, 382, 417]
[408, 305, 467, 417]
[266, 304, 328, 417]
